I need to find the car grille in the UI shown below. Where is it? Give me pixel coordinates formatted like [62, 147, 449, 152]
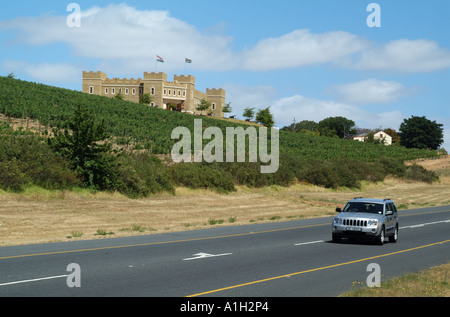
[343, 219, 368, 227]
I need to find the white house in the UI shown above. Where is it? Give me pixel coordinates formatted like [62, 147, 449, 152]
[349, 131, 392, 146]
[374, 131, 392, 145]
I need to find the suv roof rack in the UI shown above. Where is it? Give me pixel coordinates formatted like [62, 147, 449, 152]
[384, 198, 391, 201]
[353, 197, 363, 199]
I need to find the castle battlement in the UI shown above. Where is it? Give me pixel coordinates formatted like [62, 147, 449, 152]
[206, 88, 226, 97]
[143, 72, 167, 81]
[174, 75, 195, 84]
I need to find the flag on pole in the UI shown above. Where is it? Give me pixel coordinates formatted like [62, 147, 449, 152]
[185, 58, 192, 64]
[156, 55, 164, 63]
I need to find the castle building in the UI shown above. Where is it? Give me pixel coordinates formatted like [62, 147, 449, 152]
[82, 71, 226, 117]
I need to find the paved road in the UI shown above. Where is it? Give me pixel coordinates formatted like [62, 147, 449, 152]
[0, 205, 449, 299]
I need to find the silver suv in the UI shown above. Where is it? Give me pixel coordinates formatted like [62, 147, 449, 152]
[332, 197, 399, 245]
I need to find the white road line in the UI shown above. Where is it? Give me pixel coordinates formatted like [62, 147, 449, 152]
[294, 240, 325, 246]
[0, 275, 68, 287]
[400, 219, 450, 230]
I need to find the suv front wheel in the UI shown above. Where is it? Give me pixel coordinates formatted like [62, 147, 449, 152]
[376, 226, 385, 245]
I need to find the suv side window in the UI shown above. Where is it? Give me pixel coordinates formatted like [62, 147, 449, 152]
[386, 203, 397, 214]
[391, 203, 398, 214]
[385, 203, 392, 215]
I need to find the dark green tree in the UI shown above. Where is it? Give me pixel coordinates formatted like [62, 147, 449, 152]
[222, 102, 232, 118]
[243, 107, 255, 121]
[48, 105, 117, 190]
[399, 116, 444, 150]
[196, 99, 211, 116]
[255, 107, 275, 128]
[318, 116, 356, 138]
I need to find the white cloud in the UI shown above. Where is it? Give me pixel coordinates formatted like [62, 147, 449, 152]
[346, 39, 450, 73]
[270, 94, 404, 130]
[1, 60, 80, 83]
[0, 4, 236, 74]
[241, 29, 369, 71]
[224, 83, 278, 117]
[326, 79, 409, 104]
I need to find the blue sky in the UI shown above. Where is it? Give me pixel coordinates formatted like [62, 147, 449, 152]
[1, 1, 449, 148]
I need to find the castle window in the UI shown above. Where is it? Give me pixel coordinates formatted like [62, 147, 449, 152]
[105, 88, 109, 94]
[183, 91, 186, 97]
[125, 88, 129, 95]
[212, 103, 216, 110]
[151, 87, 155, 95]
[168, 90, 171, 96]
[178, 90, 181, 96]
[89, 86, 94, 94]
[112, 88, 116, 95]
[132, 88, 136, 95]
[163, 89, 167, 95]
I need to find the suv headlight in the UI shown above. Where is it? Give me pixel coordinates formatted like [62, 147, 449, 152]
[368, 220, 379, 227]
[334, 218, 343, 224]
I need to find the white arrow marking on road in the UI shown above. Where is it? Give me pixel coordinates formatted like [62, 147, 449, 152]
[183, 252, 232, 261]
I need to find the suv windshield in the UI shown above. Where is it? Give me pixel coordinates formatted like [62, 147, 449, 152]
[343, 202, 383, 214]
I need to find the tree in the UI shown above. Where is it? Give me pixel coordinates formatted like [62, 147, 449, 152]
[48, 105, 117, 190]
[114, 92, 124, 100]
[139, 93, 152, 105]
[318, 116, 356, 138]
[399, 116, 443, 150]
[222, 102, 232, 118]
[243, 107, 255, 121]
[196, 99, 211, 116]
[384, 128, 400, 144]
[255, 107, 275, 128]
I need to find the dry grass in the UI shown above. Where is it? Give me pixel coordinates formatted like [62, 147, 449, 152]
[342, 262, 450, 297]
[1, 157, 450, 247]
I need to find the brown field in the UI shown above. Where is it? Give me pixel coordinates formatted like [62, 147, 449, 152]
[0, 157, 450, 247]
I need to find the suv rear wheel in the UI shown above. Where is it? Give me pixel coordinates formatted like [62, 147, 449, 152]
[389, 225, 398, 243]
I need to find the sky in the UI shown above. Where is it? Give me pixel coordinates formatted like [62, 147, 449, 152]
[1, 0, 449, 149]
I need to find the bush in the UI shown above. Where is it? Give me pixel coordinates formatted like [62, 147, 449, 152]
[0, 159, 28, 191]
[0, 135, 79, 191]
[169, 162, 236, 193]
[404, 164, 438, 184]
[114, 153, 174, 198]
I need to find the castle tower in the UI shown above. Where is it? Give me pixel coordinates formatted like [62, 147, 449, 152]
[206, 88, 226, 118]
[82, 71, 106, 96]
[174, 75, 196, 112]
[142, 72, 167, 108]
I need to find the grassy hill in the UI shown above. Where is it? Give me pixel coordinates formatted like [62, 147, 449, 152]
[0, 76, 439, 196]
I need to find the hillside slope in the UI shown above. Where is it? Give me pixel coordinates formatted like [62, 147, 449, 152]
[0, 76, 437, 161]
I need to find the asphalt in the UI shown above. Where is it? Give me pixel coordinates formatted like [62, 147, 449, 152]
[0, 205, 449, 299]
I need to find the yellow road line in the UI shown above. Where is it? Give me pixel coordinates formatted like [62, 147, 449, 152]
[187, 239, 450, 297]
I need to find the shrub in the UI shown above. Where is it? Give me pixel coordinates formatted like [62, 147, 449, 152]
[404, 164, 438, 184]
[169, 162, 236, 193]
